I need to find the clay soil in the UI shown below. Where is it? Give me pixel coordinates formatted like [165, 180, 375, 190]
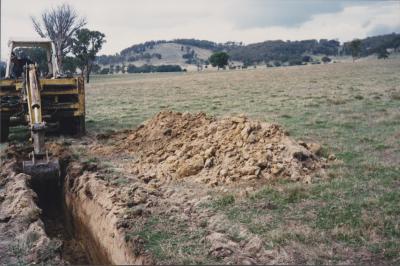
[90, 111, 327, 186]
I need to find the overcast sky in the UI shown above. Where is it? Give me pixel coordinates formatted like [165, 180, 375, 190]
[1, 0, 399, 58]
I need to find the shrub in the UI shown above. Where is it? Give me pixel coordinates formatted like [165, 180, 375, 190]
[321, 56, 332, 63]
[302, 55, 312, 62]
[100, 68, 109, 74]
[289, 59, 303, 66]
[127, 64, 182, 73]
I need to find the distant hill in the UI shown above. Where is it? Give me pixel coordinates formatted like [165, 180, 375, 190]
[96, 39, 240, 68]
[95, 33, 400, 71]
[228, 33, 400, 65]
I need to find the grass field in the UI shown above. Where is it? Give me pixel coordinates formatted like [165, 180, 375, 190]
[85, 59, 400, 263]
[3, 59, 399, 263]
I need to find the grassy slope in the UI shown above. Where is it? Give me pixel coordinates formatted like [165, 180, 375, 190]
[107, 42, 212, 67]
[86, 59, 399, 263]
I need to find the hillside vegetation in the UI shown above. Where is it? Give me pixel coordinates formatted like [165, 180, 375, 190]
[343, 33, 400, 56]
[94, 33, 400, 70]
[97, 42, 213, 67]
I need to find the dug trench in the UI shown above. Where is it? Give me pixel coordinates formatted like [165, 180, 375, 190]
[28, 159, 100, 264]
[0, 143, 149, 265]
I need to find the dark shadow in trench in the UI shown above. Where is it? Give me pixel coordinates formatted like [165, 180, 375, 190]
[29, 162, 92, 265]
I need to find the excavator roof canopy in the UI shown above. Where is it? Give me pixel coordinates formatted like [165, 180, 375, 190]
[5, 38, 60, 78]
[8, 38, 53, 47]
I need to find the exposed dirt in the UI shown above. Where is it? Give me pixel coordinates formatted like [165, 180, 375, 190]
[91, 111, 327, 186]
[63, 160, 153, 264]
[0, 159, 64, 265]
[0, 142, 152, 265]
[0, 111, 330, 264]
[0, 142, 157, 264]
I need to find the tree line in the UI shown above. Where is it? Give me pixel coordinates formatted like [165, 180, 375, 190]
[343, 33, 400, 58]
[207, 33, 398, 70]
[228, 39, 340, 65]
[98, 64, 183, 74]
[232, 34, 400, 65]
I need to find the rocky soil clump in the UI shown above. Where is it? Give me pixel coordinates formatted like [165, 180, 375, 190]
[92, 111, 327, 186]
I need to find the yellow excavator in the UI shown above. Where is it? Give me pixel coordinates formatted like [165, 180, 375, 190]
[0, 39, 85, 179]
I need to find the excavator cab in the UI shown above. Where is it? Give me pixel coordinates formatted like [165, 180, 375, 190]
[5, 39, 60, 79]
[0, 39, 85, 180]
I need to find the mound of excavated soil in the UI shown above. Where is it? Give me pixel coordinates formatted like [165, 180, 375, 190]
[92, 111, 327, 186]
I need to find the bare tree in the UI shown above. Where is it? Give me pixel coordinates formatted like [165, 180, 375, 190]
[31, 4, 86, 70]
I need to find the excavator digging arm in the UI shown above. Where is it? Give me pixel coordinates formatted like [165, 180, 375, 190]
[22, 64, 60, 181]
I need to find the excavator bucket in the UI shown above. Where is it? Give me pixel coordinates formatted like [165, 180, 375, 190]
[23, 157, 60, 182]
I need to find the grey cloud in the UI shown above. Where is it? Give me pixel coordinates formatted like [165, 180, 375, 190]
[362, 20, 372, 28]
[1, 0, 399, 57]
[227, 0, 369, 28]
